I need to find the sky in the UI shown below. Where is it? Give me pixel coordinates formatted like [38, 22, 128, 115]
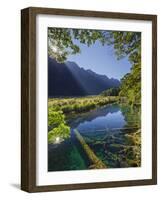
[67, 38, 131, 80]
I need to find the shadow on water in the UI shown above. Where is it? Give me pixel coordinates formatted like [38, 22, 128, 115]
[48, 103, 141, 171]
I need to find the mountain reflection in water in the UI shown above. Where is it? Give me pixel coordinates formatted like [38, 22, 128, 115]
[48, 103, 141, 171]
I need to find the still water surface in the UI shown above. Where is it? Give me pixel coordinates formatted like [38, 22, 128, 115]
[48, 103, 141, 171]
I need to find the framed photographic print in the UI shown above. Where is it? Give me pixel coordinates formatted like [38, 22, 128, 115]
[21, 7, 157, 192]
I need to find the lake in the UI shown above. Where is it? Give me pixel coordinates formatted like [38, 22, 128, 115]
[48, 103, 141, 171]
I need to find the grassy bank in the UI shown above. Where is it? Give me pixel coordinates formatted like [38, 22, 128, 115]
[48, 96, 118, 115]
[48, 96, 118, 143]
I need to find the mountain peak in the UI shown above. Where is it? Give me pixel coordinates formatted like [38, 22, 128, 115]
[48, 57, 120, 97]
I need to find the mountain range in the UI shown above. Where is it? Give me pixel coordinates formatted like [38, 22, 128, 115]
[48, 56, 120, 97]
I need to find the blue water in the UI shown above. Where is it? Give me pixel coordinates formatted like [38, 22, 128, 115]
[77, 110, 125, 131]
[48, 103, 141, 171]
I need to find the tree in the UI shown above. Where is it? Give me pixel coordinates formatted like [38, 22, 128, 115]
[48, 28, 140, 63]
[48, 123, 70, 144]
[101, 31, 141, 104]
[48, 107, 70, 143]
[48, 28, 104, 63]
[102, 31, 141, 104]
[101, 87, 120, 96]
[119, 62, 141, 104]
[48, 28, 141, 104]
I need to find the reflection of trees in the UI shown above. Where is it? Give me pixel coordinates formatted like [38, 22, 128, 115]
[81, 104, 141, 168]
[120, 104, 141, 128]
[118, 104, 141, 167]
[68, 104, 120, 129]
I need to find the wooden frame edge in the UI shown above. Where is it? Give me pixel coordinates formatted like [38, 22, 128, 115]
[21, 7, 37, 192]
[152, 15, 157, 185]
[21, 8, 30, 192]
[27, 179, 156, 193]
[21, 7, 157, 193]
